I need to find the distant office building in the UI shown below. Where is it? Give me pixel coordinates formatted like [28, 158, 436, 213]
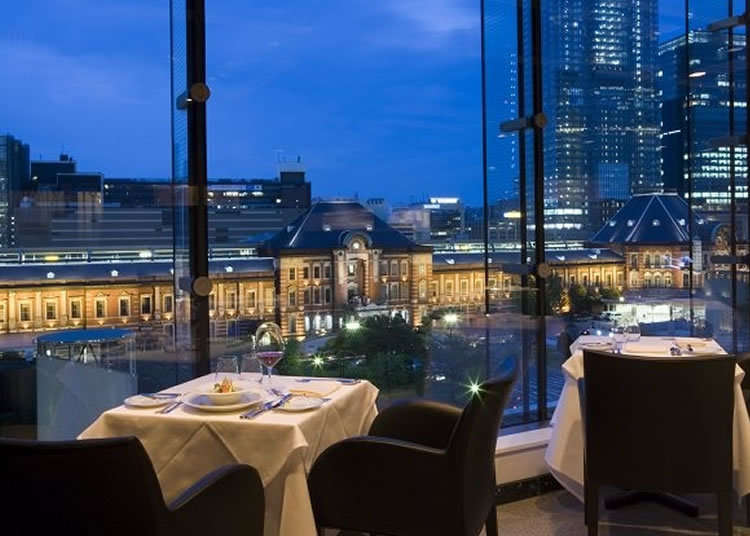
[659, 31, 748, 212]
[103, 179, 171, 208]
[542, 0, 661, 239]
[210, 164, 311, 211]
[422, 197, 465, 242]
[0, 134, 30, 247]
[30, 154, 76, 189]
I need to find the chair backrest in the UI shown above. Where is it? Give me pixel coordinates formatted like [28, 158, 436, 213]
[582, 350, 735, 493]
[0, 436, 169, 535]
[737, 353, 750, 392]
[447, 362, 516, 535]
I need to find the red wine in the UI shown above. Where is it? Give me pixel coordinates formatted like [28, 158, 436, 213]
[257, 351, 283, 368]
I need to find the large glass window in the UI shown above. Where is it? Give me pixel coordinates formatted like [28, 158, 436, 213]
[3, 0, 747, 444]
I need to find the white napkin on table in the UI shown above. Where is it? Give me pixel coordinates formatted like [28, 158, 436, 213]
[288, 381, 341, 398]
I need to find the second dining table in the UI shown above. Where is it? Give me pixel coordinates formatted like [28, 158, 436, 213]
[80, 373, 379, 536]
[545, 335, 750, 503]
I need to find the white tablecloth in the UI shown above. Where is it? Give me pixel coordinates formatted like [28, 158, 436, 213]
[544, 336, 750, 501]
[80, 374, 379, 536]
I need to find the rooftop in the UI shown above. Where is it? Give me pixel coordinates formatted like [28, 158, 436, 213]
[590, 193, 717, 246]
[261, 201, 431, 254]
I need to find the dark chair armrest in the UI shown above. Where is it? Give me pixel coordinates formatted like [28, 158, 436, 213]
[369, 399, 462, 449]
[170, 464, 264, 535]
[309, 436, 454, 534]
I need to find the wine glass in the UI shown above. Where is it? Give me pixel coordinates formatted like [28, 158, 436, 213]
[610, 325, 626, 353]
[214, 355, 239, 381]
[255, 322, 285, 388]
[625, 323, 641, 342]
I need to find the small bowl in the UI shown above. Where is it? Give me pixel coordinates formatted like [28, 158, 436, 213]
[201, 381, 252, 405]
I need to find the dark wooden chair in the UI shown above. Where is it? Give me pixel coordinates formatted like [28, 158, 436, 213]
[580, 350, 736, 536]
[308, 366, 516, 536]
[0, 436, 265, 536]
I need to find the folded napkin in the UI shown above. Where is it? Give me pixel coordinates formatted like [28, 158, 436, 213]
[288, 381, 341, 398]
[622, 342, 668, 356]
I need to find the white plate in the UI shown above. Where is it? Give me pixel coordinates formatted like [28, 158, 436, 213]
[275, 395, 326, 412]
[124, 395, 173, 409]
[183, 391, 264, 413]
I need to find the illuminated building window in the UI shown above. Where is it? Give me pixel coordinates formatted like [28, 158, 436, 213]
[163, 295, 173, 314]
[45, 302, 57, 321]
[247, 290, 256, 308]
[19, 303, 31, 322]
[95, 299, 106, 319]
[324, 263, 332, 278]
[140, 295, 152, 315]
[70, 300, 82, 319]
[313, 265, 321, 279]
[209, 294, 216, 311]
[289, 290, 296, 307]
[303, 266, 310, 279]
[226, 291, 236, 310]
[289, 267, 296, 280]
[119, 297, 130, 317]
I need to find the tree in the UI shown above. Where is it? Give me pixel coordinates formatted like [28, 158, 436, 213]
[546, 274, 565, 314]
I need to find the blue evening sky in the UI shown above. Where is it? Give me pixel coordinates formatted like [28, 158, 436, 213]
[0, 0, 727, 206]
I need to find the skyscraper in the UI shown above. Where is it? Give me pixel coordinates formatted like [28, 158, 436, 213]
[0, 134, 30, 248]
[542, 0, 661, 239]
[659, 30, 748, 212]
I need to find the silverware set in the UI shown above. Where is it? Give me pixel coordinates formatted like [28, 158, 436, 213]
[241, 393, 292, 419]
[296, 378, 361, 385]
[158, 400, 183, 414]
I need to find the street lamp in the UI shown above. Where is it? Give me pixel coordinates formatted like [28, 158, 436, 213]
[345, 320, 361, 331]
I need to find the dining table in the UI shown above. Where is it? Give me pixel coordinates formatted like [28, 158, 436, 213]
[544, 335, 750, 502]
[80, 373, 379, 536]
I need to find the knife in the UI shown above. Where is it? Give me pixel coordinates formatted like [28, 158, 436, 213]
[241, 394, 292, 419]
[142, 392, 181, 400]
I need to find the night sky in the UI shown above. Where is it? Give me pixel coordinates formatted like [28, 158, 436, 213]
[0, 1, 733, 205]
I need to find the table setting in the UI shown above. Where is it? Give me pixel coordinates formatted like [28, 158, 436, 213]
[79, 322, 379, 536]
[545, 332, 750, 503]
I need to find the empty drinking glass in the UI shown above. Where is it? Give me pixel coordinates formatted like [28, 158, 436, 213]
[625, 324, 641, 342]
[214, 355, 239, 380]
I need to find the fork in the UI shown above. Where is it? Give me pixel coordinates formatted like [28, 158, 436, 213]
[297, 378, 360, 385]
[240, 394, 291, 419]
[158, 401, 183, 414]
